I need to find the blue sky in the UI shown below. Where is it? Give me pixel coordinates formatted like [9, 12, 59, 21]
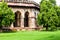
[34, 0, 60, 6]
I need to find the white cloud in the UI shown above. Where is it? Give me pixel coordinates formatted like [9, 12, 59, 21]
[56, 0, 60, 6]
[33, 0, 41, 4]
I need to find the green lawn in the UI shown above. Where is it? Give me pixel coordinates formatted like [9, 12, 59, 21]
[0, 31, 60, 40]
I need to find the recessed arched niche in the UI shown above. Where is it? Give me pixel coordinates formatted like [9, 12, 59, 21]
[24, 11, 29, 27]
[14, 11, 21, 27]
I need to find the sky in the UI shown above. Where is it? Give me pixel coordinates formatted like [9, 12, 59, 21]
[34, 0, 60, 6]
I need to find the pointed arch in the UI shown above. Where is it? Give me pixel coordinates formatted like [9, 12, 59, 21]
[24, 11, 29, 27]
[14, 11, 21, 27]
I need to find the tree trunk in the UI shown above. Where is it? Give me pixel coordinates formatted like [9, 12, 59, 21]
[46, 27, 48, 31]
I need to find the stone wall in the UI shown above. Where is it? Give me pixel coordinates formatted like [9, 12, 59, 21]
[10, 7, 39, 28]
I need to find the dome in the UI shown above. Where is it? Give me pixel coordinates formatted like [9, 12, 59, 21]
[0, 0, 39, 9]
[2, 0, 33, 2]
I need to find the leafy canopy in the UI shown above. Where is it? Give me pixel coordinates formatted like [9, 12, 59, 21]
[0, 1, 15, 27]
[37, 0, 59, 27]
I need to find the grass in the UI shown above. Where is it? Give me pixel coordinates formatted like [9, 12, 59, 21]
[0, 31, 60, 40]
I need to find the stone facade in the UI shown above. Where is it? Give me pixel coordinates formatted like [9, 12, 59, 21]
[0, 0, 40, 30]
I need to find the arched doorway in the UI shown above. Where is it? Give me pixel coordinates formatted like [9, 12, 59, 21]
[14, 11, 21, 27]
[24, 12, 29, 27]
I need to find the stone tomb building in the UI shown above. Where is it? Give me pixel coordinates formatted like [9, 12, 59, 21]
[0, 0, 40, 30]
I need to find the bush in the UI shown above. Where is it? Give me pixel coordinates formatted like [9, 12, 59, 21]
[2, 29, 17, 33]
[51, 26, 57, 31]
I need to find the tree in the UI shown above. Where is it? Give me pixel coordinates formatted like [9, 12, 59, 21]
[40, 0, 56, 5]
[54, 6, 60, 27]
[37, 0, 59, 30]
[0, 1, 15, 28]
[49, 0, 56, 5]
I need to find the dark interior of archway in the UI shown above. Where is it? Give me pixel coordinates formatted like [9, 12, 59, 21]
[24, 12, 29, 27]
[13, 13, 17, 27]
[14, 11, 21, 27]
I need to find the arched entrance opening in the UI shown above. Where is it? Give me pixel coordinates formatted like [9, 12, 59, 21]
[24, 12, 29, 27]
[14, 11, 21, 27]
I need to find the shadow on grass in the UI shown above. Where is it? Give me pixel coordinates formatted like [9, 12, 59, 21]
[41, 29, 58, 32]
[0, 30, 17, 33]
[2, 31, 17, 33]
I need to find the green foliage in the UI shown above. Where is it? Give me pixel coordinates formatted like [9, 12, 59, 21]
[54, 6, 60, 27]
[37, 0, 59, 30]
[41, 0, 56, 5]
[51, 26, 57, 31]
[49, 0, 56, 5]
[0, 2, 15, 27]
